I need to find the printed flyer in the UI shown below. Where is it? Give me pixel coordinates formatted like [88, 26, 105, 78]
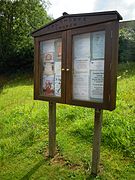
[89, 70, 104, 101]
[55, 75, 61, 96]
[55, 39, 62, 61]
[89, 60, 104, 71]
[91, 31, 105, 59]
[73, 58, 89, 74]
[43, 62, 54, 76]
[42, 75, 54, 96]
[40, 39, 55, 55]
[73, 74, 89, 100]
[44, 52, 54, 62]
[55, 61, 61, 75]
[73, 33, 90, 59]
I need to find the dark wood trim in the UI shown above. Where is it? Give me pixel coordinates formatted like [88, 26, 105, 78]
[34, 38, 40, 100]
[32, 11, 122, 37]
[34, 31, 66, 103]
[66, 30, 72, 104]
[49, 101, 56, 157]
[91, 109, 103, 175]
[103, 22, 112, 109]
[33, 19, 119, 111]
[109, 21, 119, 109]
[66, 23, 116, 110]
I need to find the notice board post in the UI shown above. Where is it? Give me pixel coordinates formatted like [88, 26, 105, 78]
[49, 101, 56, 157]
[91, 109, 103, 175]
[32, 11, 122, 176]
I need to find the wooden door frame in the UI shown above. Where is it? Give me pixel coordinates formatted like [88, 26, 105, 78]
[66, 22, 119, 110]
[34, 31, 67, 103]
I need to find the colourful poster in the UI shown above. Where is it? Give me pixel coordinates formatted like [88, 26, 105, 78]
[43, 75, 54, 96]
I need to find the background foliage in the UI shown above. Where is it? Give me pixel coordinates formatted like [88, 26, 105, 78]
[0, 1, 135, 73]
[0, 63, 135, 179]
[119, 21, 135, 63]
[0, 2, 135, 178]
[0, 0, 52, 73]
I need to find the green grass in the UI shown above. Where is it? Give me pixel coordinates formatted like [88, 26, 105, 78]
[0, 63, 135, 179]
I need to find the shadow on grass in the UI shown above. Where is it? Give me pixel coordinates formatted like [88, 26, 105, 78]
[21, 158, 50, 180]
[86, 174, 98, 180]
[0, 73, 33, 94]
[0, 75, 8, 93]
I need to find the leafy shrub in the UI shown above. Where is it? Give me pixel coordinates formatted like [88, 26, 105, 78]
[119, 27, 135, 63]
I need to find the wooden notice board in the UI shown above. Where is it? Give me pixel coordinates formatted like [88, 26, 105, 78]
[32, 11, 122, 111]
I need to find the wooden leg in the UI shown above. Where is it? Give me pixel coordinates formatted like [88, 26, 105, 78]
[91, 109, 103, 176]
[49, 101, 56, 158]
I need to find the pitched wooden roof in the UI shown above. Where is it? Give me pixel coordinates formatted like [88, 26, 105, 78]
[32, 11, 122, 37]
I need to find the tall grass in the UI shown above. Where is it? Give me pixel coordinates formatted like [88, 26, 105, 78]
[0, 63, 135, 179]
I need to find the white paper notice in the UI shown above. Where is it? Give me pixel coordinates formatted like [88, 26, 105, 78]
[90, 71, 104, 101]
[91, 31, 105, 59]
[40, 40, 55, 54]
[43, 62, 54, 75]
[73, 33, 90, 59]
[90, 60, 104, 71]
[55, 62, 61, 75]
[73, 58, 89, 74]
[55, 75, 61, 96]
[73, 75, 89, 100]
[72, 31, 106, 102]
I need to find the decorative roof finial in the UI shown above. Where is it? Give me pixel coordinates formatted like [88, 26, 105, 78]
[63, 12, 68, 16]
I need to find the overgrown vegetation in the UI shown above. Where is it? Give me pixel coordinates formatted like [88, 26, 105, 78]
[0, 0, 135, 74]
[119, 21, 135, 63]
[0, 63, 135, 179]
[0, 0, 52, 73]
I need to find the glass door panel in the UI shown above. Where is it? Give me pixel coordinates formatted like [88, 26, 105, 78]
[40, 38, 62, 97]
[72, 31, 105, 102]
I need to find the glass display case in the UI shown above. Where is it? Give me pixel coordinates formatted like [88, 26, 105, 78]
[32, 11, 122, 110]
